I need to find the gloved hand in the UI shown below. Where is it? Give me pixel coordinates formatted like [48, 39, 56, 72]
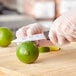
[16, 23, 45, 38]
[49, 10, 76, 45]
[16, 23, 51, 46]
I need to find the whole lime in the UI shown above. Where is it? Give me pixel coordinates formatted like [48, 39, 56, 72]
[16, 41, 39, 64]
[0, 27, 13, 47]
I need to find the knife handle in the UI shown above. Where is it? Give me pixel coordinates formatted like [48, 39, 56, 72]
[44, 31, 49, 40]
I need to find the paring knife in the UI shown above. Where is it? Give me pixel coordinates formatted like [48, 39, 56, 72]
[12, 31, 49, 43]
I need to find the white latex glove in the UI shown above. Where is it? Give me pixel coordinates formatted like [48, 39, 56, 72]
[49, 10, 76, 45]
[16, 23, 45, 38]
[16, 23, 53, 46]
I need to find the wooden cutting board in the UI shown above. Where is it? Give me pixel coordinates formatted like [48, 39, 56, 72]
[0, 43, 76, 76]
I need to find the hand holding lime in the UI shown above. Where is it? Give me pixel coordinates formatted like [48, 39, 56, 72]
[16, 41, 39, 64]
[0, 27, 13, 47]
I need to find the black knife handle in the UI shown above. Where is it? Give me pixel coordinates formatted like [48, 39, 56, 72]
[44, 31, 49, 40]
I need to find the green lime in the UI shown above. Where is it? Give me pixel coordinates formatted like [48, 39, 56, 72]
[0, 27, 13, 47]
[16, 41, 39, 64]
[38, 47, 50, 53]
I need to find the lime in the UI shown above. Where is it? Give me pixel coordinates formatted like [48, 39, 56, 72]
[38, 47, 50, 53]
[49, 46, 61, 51]
[16, 41, 39, 64]
[0, 27, 13, 47]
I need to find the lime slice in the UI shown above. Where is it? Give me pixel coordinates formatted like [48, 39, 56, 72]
[49, 46, 61, 51]
[38, 47, 50, 53]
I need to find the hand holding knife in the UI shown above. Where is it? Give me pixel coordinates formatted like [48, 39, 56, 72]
[12, 31, 49, 43]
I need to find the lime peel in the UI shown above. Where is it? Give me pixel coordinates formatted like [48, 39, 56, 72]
[38, 47, 50, 53]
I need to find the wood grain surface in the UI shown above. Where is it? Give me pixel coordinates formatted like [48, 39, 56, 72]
[0, 43, 76, 76]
